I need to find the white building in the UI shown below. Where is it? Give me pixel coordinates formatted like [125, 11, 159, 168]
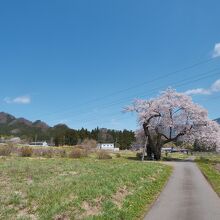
[97, 143, 119, 151]
[29, 141, 48, 147]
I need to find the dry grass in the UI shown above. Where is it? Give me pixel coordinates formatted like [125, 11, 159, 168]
[69, 148, 88, 158]
[96, 150, 112, 159]
[112, 186, 130, 209]
[0, 154, 172, 219]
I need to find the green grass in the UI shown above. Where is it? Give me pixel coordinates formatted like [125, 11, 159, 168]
[0, 155, 172, 220]
[162, 152, 190, 161]
[196, 153, 220, 196]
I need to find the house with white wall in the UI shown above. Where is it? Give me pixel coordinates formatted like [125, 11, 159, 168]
[97, 143, 119, 151]
[29, 141, 48, 147]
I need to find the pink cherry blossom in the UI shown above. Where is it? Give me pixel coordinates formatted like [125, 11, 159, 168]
[125, 88, 220, 159]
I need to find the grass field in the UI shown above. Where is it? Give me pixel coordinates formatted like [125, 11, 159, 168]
[0, 154, 172, 220]
[196, 153, 220, 196]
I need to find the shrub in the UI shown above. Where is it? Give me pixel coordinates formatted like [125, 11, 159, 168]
[115, 153, 121, 158]
[97, 150, 112, 160]
[0, 146, 12, 156]
[199, 156, 210, 163]
[136, 152, 142, 159]
[41, 149, 53, 158]
[33, 148, 42, 157]
[69, 148, 88, 158]
[56, 149, 66, 157]
[21, 147, 33, 157]
[81, 139, 97, 151]
[33, 148, 67, 158]
[11, 146, 21, 155]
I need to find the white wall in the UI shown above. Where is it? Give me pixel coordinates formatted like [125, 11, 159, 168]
[97, 143, 115, 150]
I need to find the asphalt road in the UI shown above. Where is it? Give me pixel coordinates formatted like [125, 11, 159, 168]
[144, 160, 220, 220]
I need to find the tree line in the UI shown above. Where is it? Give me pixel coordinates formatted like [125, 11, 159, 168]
[51, 125, 135, 149]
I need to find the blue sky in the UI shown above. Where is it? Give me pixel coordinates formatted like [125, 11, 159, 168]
[0, 0, 220, 130]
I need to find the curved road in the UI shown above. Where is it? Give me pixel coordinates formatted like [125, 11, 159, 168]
[144, 159, 220, 220]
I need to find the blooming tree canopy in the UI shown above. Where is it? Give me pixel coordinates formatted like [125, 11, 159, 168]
[125, 88, 220, 159]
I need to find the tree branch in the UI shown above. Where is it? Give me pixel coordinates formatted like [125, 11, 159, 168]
[145, 113, 161, 124]
[163, 125, 192, 144]
[155, 127, 169, 140]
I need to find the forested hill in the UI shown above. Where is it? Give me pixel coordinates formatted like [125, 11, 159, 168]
[0, 112, 135, 149]
[215, 118, 220, 124]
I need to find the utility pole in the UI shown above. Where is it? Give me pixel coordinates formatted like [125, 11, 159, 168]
[35, 134, 38, 143]
[63, 135, 66, 146]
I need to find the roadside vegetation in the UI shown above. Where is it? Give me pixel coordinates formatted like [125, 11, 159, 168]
[0, 147, 172, 220]
[196, 153, 220, 196]
[162, 152, 191, 161]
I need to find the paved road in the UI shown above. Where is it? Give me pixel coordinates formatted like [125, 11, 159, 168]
[144, 160, 220, 220]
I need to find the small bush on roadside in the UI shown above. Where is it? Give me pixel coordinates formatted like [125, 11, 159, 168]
[21, 147, 33, 157]
[0, 146, 12, 156]
[69, 148, 88, 158]
[199, 156, 210, 163]
[97, 150, 112, 159]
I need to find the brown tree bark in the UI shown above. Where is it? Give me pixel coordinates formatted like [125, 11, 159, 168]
[146, 143, 153, 160]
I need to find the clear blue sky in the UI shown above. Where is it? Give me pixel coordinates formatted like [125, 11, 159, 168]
[1, 0, 220, 130]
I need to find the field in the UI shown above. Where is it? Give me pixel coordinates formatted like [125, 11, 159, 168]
[196, 153, 220, 196]
[0, 152, 172, 220]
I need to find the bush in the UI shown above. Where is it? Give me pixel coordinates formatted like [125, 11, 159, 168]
[81, 139, 97, 152]
[199, 156, 210, 163]
[115, 153, 121, 158]
[136, 152, 142, 159]
[56, 149, 66, 157]
[21, 147, 33, 157]
[41, 149, 53, 158]
[69, 148, 88, 158]
[33, 148, 43, 157]
[97, 150, 112, 160]
[33, 148, 66, 158]
[0, 146, 12, 156]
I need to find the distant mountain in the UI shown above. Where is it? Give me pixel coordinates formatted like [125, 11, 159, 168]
[0, 112, 15, 124]
[0, 112, 80, 143]
[0, 112, 135, 149]
[0, 112, 50, 139]
[33, 120, 50, 131]
[214, 118, 220, 124]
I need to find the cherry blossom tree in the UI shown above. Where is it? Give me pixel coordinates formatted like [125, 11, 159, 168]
[125, 88, 220, 160]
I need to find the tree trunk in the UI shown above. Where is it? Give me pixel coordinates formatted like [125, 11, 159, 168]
[154, 147, 161, 160]
[146, 143, 153, 160]
[153, 136, 162, 160]
[143, 123, 153, 160]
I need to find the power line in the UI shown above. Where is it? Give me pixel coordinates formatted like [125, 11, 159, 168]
[50, 69, 220, 124]
[34, 56, 220, 119]
[47, 67, 220, 121]
[74, 92, 220, 127]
